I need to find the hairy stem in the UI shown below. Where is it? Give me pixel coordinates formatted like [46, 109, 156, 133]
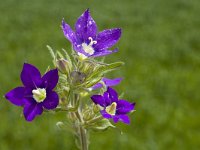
[73, 94, 88, 150]
[79, 124, 88, 150]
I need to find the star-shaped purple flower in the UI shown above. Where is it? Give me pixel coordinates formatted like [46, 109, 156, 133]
[62, 9, 121, 58]
[91, 77, 122, 90]
[91, 87, 135, 124]
[5, 63, 59, 122]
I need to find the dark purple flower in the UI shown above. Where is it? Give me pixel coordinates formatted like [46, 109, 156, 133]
[62, 9, 121, 58]
[91, 77, 122, 90]
[91, 87, 135, 124]
[5, 63, 59, 122]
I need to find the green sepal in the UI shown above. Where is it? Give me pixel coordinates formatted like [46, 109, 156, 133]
[47, 45, 57, 67]
[90, 119, 115, 131]
[85, 76, 102, 88]
[62, 48, 72, 66]
[87, 61, 124, 80]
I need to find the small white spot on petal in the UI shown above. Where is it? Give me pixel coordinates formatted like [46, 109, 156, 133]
[89, 21, 92, 25]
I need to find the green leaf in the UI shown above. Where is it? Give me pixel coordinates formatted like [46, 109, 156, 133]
[87, 61, 124, 81]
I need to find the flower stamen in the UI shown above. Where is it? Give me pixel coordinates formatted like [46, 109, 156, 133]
[81, 37, 97, 55]
[88, 37, 97, 46]
[105, 102, 117, 116]
[32, 88, 46, 103]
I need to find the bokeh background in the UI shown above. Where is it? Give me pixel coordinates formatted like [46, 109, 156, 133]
[0, 0, 200, 149]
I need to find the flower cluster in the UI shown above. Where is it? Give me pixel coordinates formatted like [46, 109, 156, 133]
[62, 9, 135, 124]
[5, 9, 136, 149]
[5, 9, 135, 125]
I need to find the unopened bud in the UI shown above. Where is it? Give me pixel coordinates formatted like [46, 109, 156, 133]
[70, 71, 86, 84]
[93, 103, 100, 114]
[56, 59, 71, 74]
[83, 110, 93, 121]
[81, 61, 96, 75]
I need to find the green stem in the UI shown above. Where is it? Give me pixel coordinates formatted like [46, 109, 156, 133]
[79, 124, 88, 150]
[73, 94, 88, 150]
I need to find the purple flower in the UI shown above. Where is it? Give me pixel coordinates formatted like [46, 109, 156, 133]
[91, 87, 135, 124]
[5, 63, 59, 122]
[91, 77, 122, 90]
[62, 9, 121, 58]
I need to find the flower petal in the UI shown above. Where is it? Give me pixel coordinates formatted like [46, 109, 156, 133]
[103, 91, 113, 106]
[62, 19, 77, 44]
[91, 95, 106, 107]
[23, 101, 43, 121]
[42, 91, 59, 109]
[103, 78, 122, 87]
[42, 69, 58, 90]
[100, 110, 112, 119]
[21, 63, 41, 88]
[91, 48, 118, 57]
[73, 44, 91, 56]
[94, 28, 121, 50]
[107, 87, 118, 101]
[5, 87, 26, 106]
[91, 83, 103, 90]
[75, 9, 97, 42]
[113, 115, 130, 124]
[116, 100, 135, 115]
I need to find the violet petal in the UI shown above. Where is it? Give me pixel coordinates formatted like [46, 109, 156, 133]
[103, 91, 113, 106]
[42, 69, 58, 90]
[92, 77, 122, 90]
[100, 110, 112, 119]
[91, 83, 103, 90]
[21, 63, 41, 88]
[107, 87, 118, 102]
[42, 91, 59, 109]
[5, 87, 26, 106]
[94, 28, 121, 50]
[75, 9, 97, 42]
[91, 95, 106, 107]
[23, 101, 43, 121]
[91, 48, 118, 57]
[62, 19, 77, 44]
[73, 43, 91, 56]
[116, 100, 135, 114]
[103, 77, 122, 87]
[113, 115, 130, 124]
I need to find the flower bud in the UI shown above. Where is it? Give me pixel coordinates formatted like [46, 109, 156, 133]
[70, 71, 86, 84]
[92, 103, 100, 114]
[56, 59, 71, 74]
[83, 110, 93, 121]
[80, 61, 96, 75]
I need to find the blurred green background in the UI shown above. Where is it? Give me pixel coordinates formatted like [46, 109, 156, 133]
[0, 0, 200, 149]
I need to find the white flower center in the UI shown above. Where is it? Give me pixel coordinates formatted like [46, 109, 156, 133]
[32, 88, 46, 103]
[105, 102, 117, 116]
[81, 37, 97, 55]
